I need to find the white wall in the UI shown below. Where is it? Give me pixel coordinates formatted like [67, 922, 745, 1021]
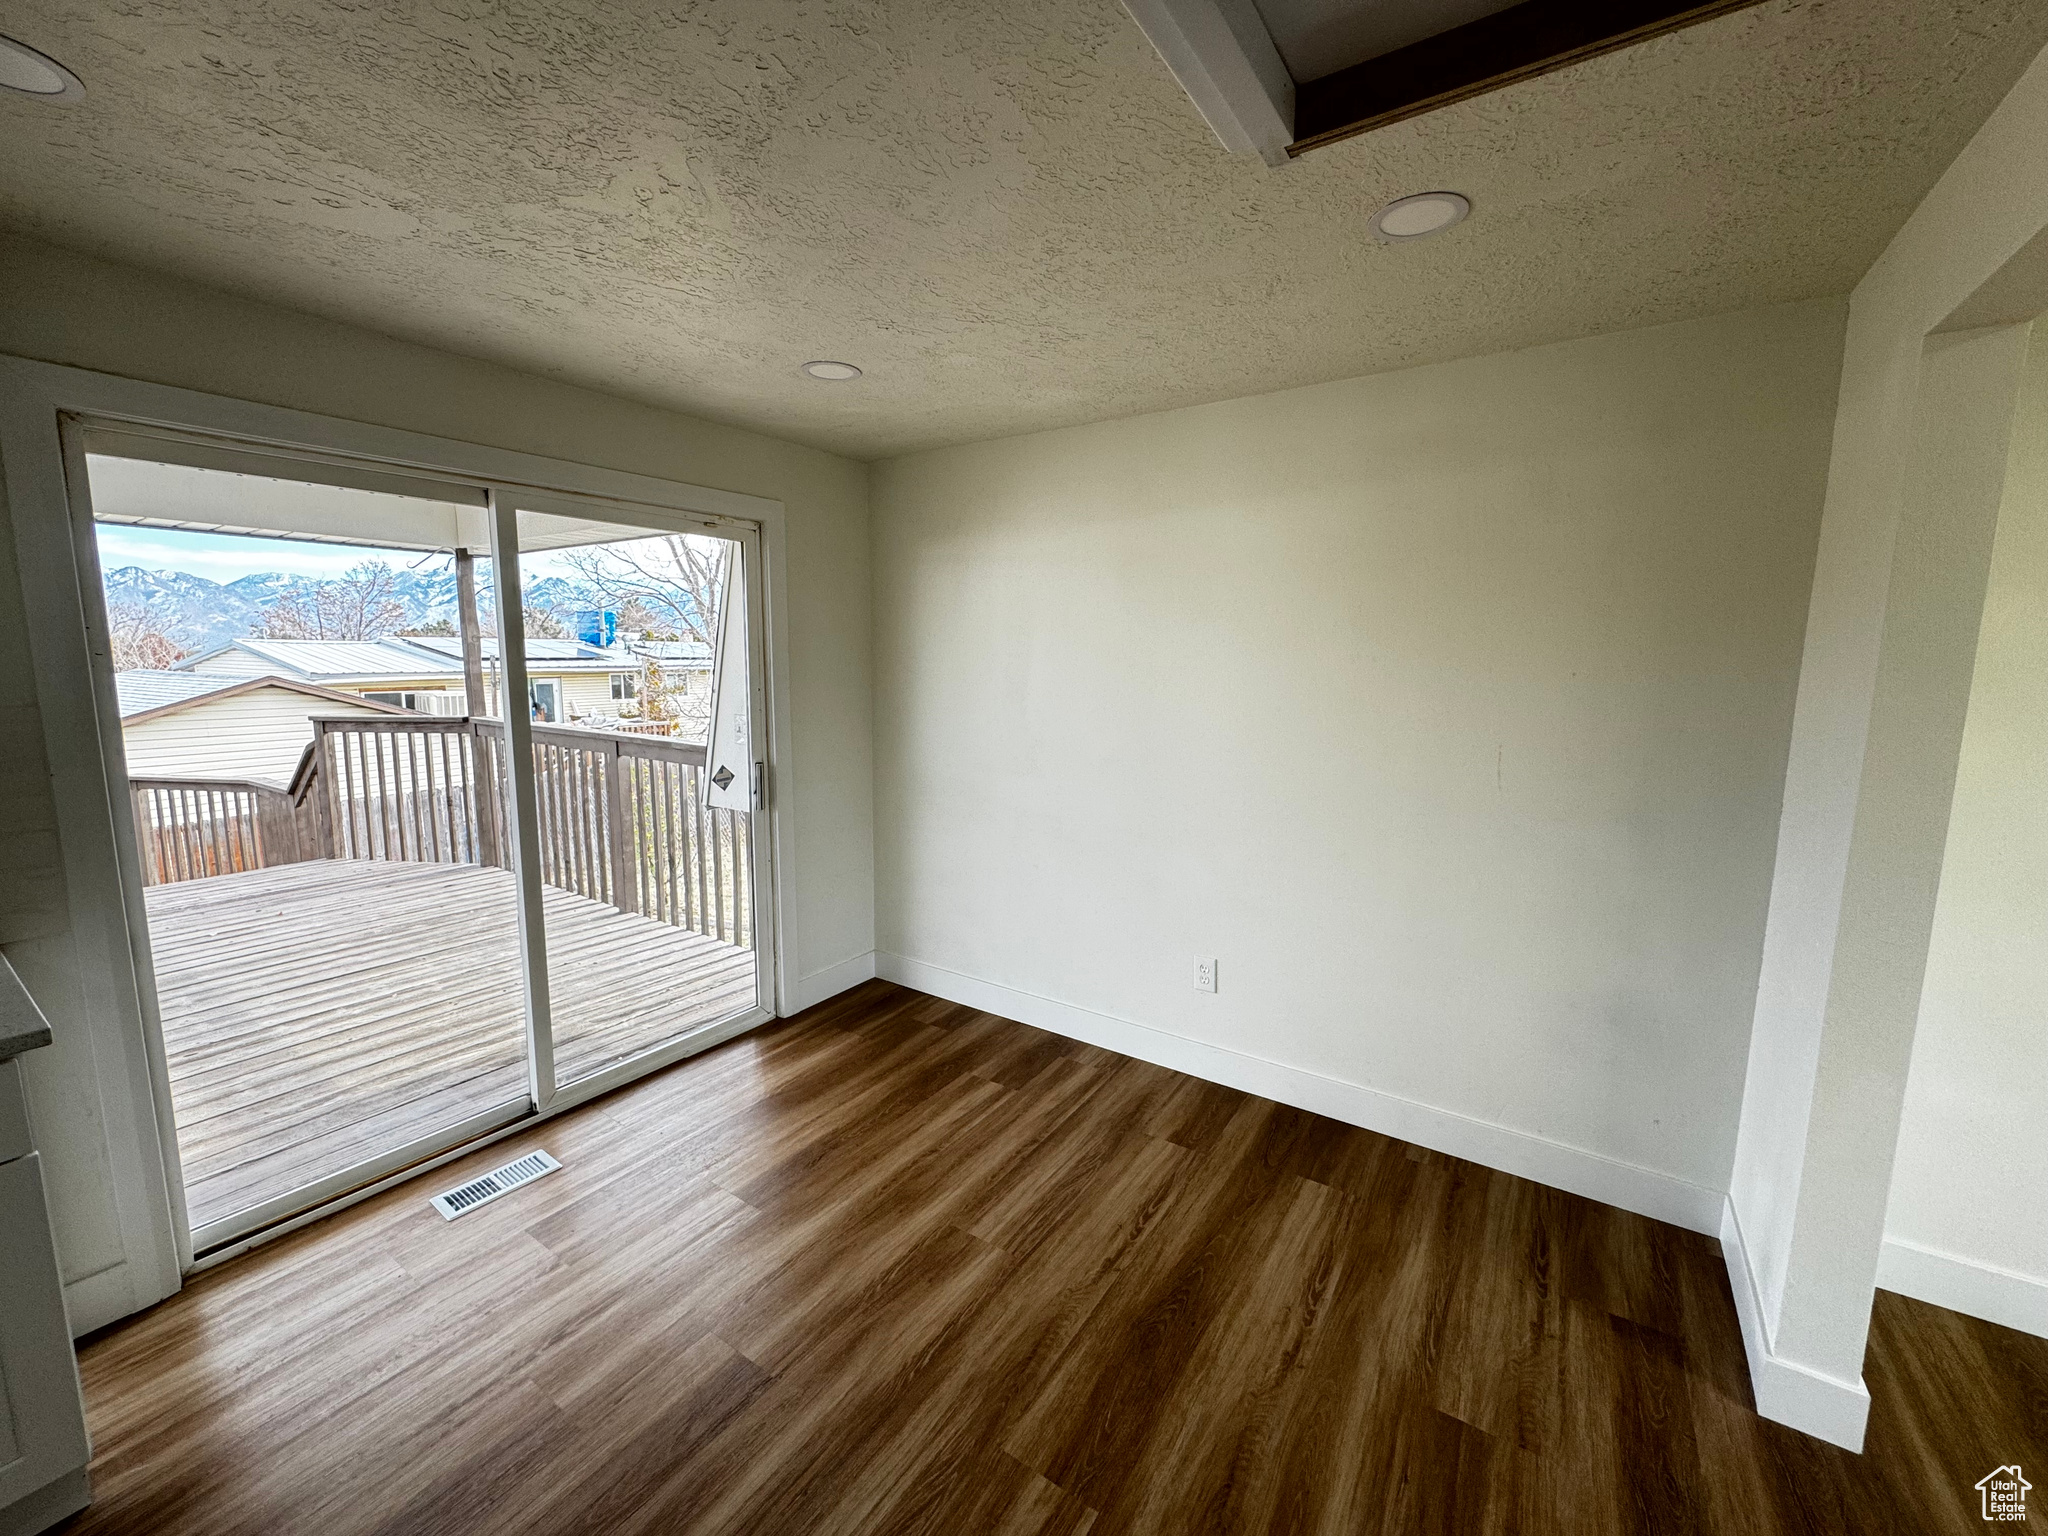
[871, 300, 1844, 1219]
[1880, 326, 2048, 1340]
[0, 229, 873, 991]
[123, 687, 388, 784]
[0, 232, 875, 1328]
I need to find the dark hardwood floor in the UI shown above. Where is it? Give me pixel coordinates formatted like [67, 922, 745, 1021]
[65, 981, 2046, 1535]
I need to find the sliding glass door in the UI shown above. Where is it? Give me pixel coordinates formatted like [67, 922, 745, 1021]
[503, 497, 768, 1097]
[71, 427, 774, 1254]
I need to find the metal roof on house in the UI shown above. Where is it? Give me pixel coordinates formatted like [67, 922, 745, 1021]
[115, 670, 418, 724]
[395, 635, 624, 668]
[175, 638, 452, 679]
[115, 671, 243, 717]
[173, 637, 631, 683]
[632, 640, 714, 665]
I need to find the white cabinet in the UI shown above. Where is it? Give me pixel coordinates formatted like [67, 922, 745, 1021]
[0, 1055, 91, 1536]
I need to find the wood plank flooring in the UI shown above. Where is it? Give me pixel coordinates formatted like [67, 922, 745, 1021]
[70, 981, 2047, 1535]
[146, 858, 756, 1230]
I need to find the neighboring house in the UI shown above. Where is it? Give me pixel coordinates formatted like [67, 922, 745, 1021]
[115, 672, 409, 784]
[632, 638, 715, 675]
[170, 635, 692, 724]
[623, 638, 717, 719]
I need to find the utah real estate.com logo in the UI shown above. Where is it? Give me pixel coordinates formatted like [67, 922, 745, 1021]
[1975, 1464, 2029, 1523]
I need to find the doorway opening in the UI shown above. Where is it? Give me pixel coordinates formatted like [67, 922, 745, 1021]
[78, 432, 773, 1253]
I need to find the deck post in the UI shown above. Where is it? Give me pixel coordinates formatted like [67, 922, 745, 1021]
[603, 738, 637, 916]
[473, 729, 501, 872]
[456, 548, 489, 717]
[470, 721, 501, 869]
[313, 724, 338, 859]
[456, 550, 501, 864]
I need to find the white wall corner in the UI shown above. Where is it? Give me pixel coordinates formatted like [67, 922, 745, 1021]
[789, 950, 877, 1015]
[1877, 1237, 2048, 1341]
[1120, 0, 1295, 165]
[875, 952, 1724, 1236]
[1720, 1197, 1872, 1451]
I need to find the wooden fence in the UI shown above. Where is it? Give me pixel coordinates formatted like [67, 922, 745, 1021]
[131, 777, 315, 887]
[132, 717, 753, 949]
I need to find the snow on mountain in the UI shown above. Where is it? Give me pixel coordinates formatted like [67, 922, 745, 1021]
[103, 567, 272, 653]
[102, 564, 598, 658]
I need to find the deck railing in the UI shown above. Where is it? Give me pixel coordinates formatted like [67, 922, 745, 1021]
[133, 719, 754, 949]
[600, 717, 687, 738]
[303, 716, 752, 948]
[303, 716, 504, 869]
[131, 776, 316, 886]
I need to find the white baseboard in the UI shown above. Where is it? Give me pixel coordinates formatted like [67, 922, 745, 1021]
[789, 950, 877, 1015]
[872, 955, 1889, 1452]
[1878, 1236, 2048, 1339]
[872, 952, 1723, 1236]
[1719, 1196, 1871, 1451]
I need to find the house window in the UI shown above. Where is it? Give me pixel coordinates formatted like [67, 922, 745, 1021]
[363, 690, 422, 710]
[611, 673, 638, 701]
[529, 680, 559, 723]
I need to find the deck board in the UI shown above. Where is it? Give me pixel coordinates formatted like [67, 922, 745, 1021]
[145, 858, 757, 1231]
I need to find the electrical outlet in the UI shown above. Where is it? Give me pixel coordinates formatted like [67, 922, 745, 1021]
[1195, 957, 1217, 993]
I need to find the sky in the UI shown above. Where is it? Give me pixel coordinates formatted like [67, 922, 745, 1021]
[94, 523, 588, 583]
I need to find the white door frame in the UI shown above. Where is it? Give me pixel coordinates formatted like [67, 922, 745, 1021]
[0, 354, 800, 1324]
[495, 486, 779, 1102]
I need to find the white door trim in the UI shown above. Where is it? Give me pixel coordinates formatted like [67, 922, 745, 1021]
[486, 492, 558, 1115]
[492, 491, 780, 1100]
[0, 353, 800, 1326]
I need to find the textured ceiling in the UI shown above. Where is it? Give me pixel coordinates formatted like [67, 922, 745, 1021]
[1, 0, 2044, 460]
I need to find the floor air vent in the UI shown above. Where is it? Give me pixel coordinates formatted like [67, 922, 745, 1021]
[429, 1150, 561, 1220]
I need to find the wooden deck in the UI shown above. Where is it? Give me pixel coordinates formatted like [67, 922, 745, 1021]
[146, 858, 757, 1232]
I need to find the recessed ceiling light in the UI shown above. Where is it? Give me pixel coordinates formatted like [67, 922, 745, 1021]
[1371, 191, 1471, 243]
[800, 360, 862, 382]
[0, 34, 84, 102]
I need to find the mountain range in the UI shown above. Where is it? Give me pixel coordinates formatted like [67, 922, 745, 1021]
[103, 565, 592, 655]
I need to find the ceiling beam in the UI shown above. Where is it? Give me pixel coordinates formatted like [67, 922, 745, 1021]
[1289, 0, 1772, 157]
[1122, 0, 1295, 166]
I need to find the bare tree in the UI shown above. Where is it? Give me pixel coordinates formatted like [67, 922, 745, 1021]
[561, 535, 726, 647]
[632, 657, 712, 740]
[474, 597, 570, 641]
[107, 600, 184, 670]
[260, 561, 407, 640]
[258, 589, 320, 640]
[612, 596, 662, 634]
[473, 585, 577, 638]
